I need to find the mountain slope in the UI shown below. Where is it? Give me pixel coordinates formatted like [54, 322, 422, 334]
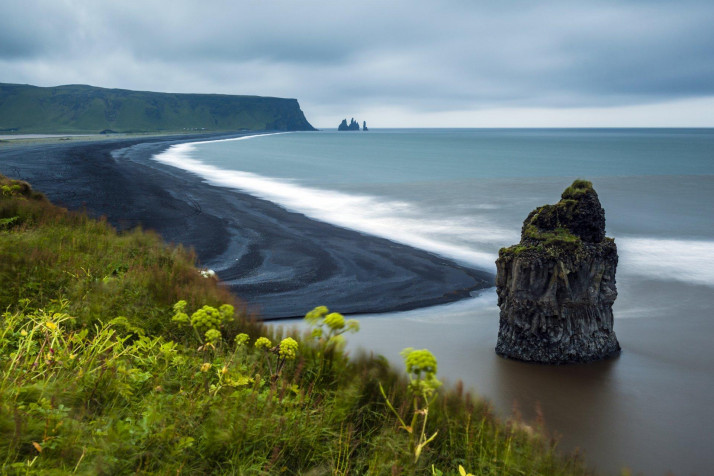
[0, 83, 316, 133]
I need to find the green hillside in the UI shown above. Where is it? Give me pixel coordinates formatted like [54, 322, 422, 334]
[0, 83, 315, 133]
[0, 173, 593, 475]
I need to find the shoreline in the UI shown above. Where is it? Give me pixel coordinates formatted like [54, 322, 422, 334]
[0, 132, 493, 319]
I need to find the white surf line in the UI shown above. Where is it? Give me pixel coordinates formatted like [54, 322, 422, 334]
[167, 131, 292, 152]
[617, 236, 714, 287]
[189, 131, 291, 146]
[153, 141, 501, 271]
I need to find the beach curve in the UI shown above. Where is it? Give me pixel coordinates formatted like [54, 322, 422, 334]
[0, 132, 494, 318]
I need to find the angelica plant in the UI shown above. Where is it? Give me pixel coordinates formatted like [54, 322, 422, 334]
[171, 300, 234, 347]
[204, 329, 222, 346]
[305, 306, 359, 348]
[304, 306, 358, 381]
[254, 336, 299, 381]
[305, 306, 358, 365]
[234, 333, 249, 347]
[380, 348, 442, 464]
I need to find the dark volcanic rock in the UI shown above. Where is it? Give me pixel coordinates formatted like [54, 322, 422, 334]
[496, 180, 620, 363]
[338, 118, 360, 131]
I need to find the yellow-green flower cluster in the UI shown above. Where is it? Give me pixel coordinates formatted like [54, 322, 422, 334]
[172, 301, 234, 334]
[304, 305, 329, 325]
[234, 333, 249, 347]
[219, 304, 234, 322]
[403, 348, 437, 376]
[171, 300, 190, 324]
[278, 337, 298, 360]
[324, 312, 345, 330]
[204, 329, 221, 344]
[190, 305, 223, 332]
[254, 336, 272, 350]
[304, 306, 360, 346]
[401, 348, 441, 393]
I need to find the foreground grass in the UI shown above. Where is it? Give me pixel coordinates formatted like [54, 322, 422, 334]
[0, 174, 593, 475]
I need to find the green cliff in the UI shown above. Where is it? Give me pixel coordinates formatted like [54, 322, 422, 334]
[0, 83, 316, 133]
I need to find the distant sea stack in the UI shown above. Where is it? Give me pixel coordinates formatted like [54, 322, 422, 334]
[337, 118, 363, 131]
[0, 83, 316, 133]
[495, 180, 620, 364]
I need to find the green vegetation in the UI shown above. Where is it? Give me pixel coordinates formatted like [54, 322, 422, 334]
[523, 223, 581, 251]
[498, 179, 611, 260]
[561, 180, 593, 200]
[0, 173, 593, 474]
[0, 175, 243, 337]
[499, 220, 582, 259]
[497, 244, 538, 258]
[380, 349, 441, 463]
[501, 180, 596, 259]
[0, 83, 315, 134]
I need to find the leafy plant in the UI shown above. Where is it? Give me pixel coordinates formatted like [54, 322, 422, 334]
[254, 336, 299, 380]
[381, 348, 442, 463]
[305, 306, 360, 348]
[171, 300, 235, 347]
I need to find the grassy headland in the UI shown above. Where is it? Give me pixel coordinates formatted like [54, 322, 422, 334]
[0, 174, 592, 475]
[0, 83, 316, 134]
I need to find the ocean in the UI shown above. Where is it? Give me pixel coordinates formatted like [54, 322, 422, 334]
[154, 129, 714, 475]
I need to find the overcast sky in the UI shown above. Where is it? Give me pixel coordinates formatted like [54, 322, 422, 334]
[2, 0, 713, 128]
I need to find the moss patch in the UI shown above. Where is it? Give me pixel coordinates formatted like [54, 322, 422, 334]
[561, 178, 593, 200]
[499, 244, 533, 258]
[524, 224, 581, 250]
[516, 179, 607, 253]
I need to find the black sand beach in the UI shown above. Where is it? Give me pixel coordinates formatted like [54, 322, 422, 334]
[0, 133, 493, 318]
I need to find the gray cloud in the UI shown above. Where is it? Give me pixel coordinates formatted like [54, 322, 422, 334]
[1, 0, 713, 126]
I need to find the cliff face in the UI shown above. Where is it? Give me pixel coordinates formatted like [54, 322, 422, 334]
[0, 83, 316, 133]
[495, 180, 620, 363]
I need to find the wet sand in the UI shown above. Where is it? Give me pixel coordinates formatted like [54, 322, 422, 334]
[0, 133, 492, 318]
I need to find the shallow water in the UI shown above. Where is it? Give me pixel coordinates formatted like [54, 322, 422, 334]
[157, 129, 714, 475]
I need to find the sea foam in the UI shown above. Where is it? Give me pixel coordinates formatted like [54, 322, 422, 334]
[617, 237, 714, 287]
[154, 137, 506, 271]
[157, 138, 714, 289]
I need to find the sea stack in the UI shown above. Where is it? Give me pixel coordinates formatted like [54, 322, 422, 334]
[338, 118, 360, 131]
[495, 180, 620, 363]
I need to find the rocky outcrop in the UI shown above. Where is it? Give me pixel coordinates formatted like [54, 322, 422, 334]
[338, 118, 360, 131]
[495, 180, 620, 363]
[363, 121, 368, 131]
